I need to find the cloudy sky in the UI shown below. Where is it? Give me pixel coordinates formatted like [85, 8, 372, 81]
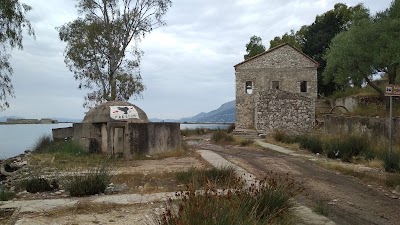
[0, 0, 392, 120]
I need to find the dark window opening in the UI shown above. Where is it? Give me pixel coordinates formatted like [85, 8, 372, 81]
[272, 81, 279, 90]
[245, 81, 253, 94]
[300, 81, 307, 92]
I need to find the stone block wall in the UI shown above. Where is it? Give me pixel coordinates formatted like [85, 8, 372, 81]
[324, 115, 400, 143]
[256, 90, 315, 134]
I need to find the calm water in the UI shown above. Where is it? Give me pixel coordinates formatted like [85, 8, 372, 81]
[0, 123, 73, 159]
[0, 123, 231, 159]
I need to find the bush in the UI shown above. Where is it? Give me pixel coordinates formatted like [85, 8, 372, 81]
[158, 174, 298, 225]
[323, 136, 370, 162]
[226, 124, 235, 133]
[211, 130, 235, 144]
[298, 135, 323, 154]
[272, 130, 286, 142]
[239, 139, 254, 147]
[384, 152, 400, 173]
[63, 165, 111, 197]
[32, 135, 53, 153]
[25, 177, 54, 193]
[0, 187, 15, 201]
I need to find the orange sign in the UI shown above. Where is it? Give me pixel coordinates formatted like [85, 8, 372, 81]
[385, 85, 400, 96]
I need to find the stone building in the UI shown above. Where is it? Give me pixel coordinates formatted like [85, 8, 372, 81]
[53, 101, 181, 158]
[234, 43, 318, 134]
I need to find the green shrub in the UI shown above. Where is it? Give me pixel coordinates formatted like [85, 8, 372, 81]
[211, 130, 235, 144]
[239, 139, 254, 146]
[25, 177, 54, 193]
[61, 140, 86, 155]
[298, 135, 323, 154]
[0, 187, 15, 201]
[32, 135, 53, 153]
[63, 165, 111, 197]
[323, 136, 370, 162]
[384, 152, 400, 173]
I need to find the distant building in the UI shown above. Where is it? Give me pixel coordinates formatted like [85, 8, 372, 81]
[234, 43, 318, 134]
[40, 118, 58, 124]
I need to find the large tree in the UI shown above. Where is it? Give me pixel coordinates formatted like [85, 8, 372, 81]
[324, 0, 400, 99]
[0, 0, 34, 110]
[58, 0, 171, 108]
[244, 35, 265, 60]
[269, 3, 369, 96]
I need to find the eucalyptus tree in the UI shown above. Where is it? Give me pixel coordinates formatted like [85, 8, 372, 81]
[0, 0, 34, 110]
[58, 0, 172, 107]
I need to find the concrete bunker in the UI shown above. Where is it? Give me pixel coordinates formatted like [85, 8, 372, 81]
[52, 101, 180, 158]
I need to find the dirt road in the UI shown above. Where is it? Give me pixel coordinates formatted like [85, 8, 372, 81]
[188, 138, 400, 225]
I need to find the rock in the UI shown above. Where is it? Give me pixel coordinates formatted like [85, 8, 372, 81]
[55, 191, 62, 195]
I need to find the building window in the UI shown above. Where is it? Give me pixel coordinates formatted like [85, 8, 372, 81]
[272, 81, 279, 90]
[300, 81, 307, 92]
[245, 81, 253, 94]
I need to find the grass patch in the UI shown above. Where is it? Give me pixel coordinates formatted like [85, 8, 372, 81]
[385, 173, 400, 188]
[157, 174, 299, 225]
[32, 134, 86, 156]
[384, 152, 400, 173]
[0, 187, 15, 201]
[236, 138, 254, 147]
[298, 135, 323, 154]
[62, 165, 111, 197]
[313, 201, 329, 216]
[211, 130, 235, 144]
[24, 177, 56, 193]
[176, 167, 236, 188]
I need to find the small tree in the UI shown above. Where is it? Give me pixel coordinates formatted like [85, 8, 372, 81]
[244, 35, 265, 60]
[58, 0, 172, 108]
[0, 1, 35, 110]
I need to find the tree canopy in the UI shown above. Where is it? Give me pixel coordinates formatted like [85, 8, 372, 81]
[268, 3, 368, 96]
[0, 0, 34, 110]
[324, 0, 400, 99]
[58, 0, 172, 108]
[244, 35, 266, 60]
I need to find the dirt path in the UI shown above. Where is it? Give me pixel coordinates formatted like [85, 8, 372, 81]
[189, 138, 400, 225]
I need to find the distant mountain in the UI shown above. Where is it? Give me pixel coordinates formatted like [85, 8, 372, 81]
[150, 100, 236, 123]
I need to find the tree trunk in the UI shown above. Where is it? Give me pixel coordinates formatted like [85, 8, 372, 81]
[365, 76, 385, 100]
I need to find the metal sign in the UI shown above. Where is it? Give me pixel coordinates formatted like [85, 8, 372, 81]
[109, 106, 139, 120]
[385, 85, 400, 96]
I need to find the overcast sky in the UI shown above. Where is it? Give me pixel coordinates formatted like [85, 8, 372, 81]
[0, 0, 392, 120]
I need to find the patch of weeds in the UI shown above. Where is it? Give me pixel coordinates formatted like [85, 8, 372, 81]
[323, 135, 370, 162]
[384, 152, 400, 173]
[237, 138, 254, 147]
[32, 135, 53, 153]
[227, 124, 235, 133]
[313, 201, 329, 216]
[211, 130, 235, 144]
[0, 187, 15, 201]
[298, 135, 323, 154]
[157, 173, 300, 225]
[24, 177, 55, 193]
[271, 130, 299, 145]
[385, 173, 400, 188]
[62, 165, 111, 197]
[176, 167, 235, 188]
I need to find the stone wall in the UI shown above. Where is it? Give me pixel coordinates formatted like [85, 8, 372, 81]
[52, 127, 73, 141]
[324, 115, 400, 142]
[256, 89, 315, 134]
[235, 44, 318, 130]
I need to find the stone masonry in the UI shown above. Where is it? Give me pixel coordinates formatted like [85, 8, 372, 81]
[256, 89, 315, 134]
[234, 43, 318, 133]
